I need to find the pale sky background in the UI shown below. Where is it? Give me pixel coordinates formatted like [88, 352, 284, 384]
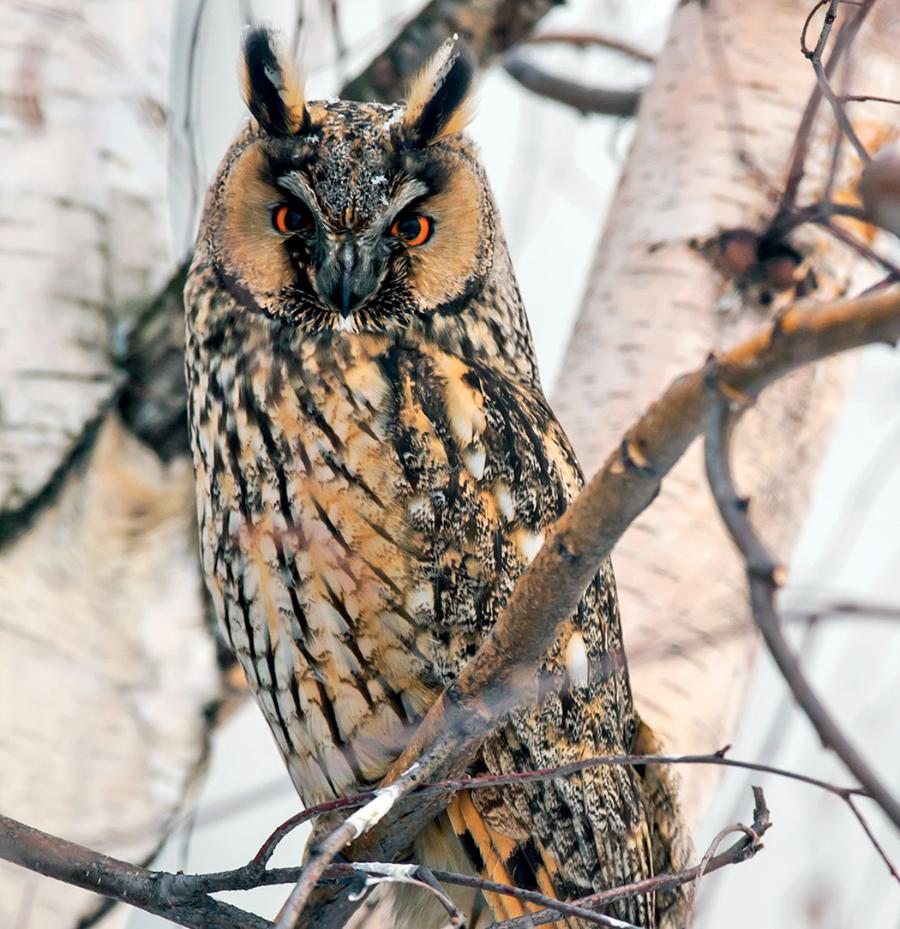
[130, 2, 899, 926]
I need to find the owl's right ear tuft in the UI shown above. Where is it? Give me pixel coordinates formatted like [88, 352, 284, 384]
[401, 38, 475, 146]
[240, 26, 308, 136]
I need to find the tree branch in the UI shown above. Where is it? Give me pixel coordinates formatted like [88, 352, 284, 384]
[340, 0, 562, 102]
[521, 32, 654, 64]
[781, 0, 873, 210]
[0, 815, 273, 929]
[293, 286, 900, 927]
[0, 780, 772, 929]
[702, 362, 900, 831]
[503, 53, 641, 117]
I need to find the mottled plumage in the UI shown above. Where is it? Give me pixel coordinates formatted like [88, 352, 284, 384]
[186, 29, 687, 928]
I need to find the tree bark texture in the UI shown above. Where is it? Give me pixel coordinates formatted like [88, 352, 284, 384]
[0, 4, 221, 927]
[552, 0, 897, 830]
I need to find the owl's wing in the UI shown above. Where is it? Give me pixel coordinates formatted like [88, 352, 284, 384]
[406, 356, 690, 928]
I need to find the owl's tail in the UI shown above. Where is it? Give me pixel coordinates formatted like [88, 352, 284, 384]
[447, 791, 574, 928]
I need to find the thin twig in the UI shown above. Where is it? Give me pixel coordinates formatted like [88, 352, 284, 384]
[841, 93, 900, 106]
[846, 796, 900, 882]
[522, 32, 655, 64]
[684, 822, 754, 923]
[246, 748, 864, 871]
[781, 0, 873, 210]
[487, 788, 771, 929]
[273, 769, 420, 929]
[702, 363, 900, 831]
[814, 216, 900, 278]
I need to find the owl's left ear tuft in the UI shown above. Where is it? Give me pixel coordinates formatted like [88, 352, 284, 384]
[401, 38, 475, 145]
[240, 26, 308, 136]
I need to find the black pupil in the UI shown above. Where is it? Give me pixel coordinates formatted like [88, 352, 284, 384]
[398, 215, 423, 240]
[280, 207, 307, 232]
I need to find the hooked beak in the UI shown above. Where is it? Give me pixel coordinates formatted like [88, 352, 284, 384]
[315, 237, 379, 319]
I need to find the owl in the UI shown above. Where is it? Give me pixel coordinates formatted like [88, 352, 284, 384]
[185, 27, 688, 929]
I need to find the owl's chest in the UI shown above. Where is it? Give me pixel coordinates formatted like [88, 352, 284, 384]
[188, 331, 570, 800]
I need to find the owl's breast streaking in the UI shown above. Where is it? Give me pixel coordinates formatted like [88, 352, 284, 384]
[186, 268, 582, 806]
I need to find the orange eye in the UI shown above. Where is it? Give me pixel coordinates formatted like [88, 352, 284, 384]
[391, 213, 432, 247]
[272, 203, 311, 235]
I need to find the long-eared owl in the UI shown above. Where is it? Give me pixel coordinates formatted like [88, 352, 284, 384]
[185, 27, 688, 929]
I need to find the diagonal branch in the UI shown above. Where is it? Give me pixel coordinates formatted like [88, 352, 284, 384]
[340, 0, 562, 102]
[503, 53, 641, 117]
[0, 815, 273, 929]
[297, 287, 900, 928]
[702, 362, 900, 830]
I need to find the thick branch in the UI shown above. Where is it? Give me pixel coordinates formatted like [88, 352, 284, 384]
[297, 288, 900, 928]
[0, 815, 272, 929]
[341, 0, 562, 102]
[504, 53, 641, 117]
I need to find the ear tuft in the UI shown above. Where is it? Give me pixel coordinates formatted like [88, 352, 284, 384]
[402, 38, 475, 145]
[240, 26, 308, 136]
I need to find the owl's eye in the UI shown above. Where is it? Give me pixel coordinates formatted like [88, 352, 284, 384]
[390, 213, 433, 247]
[272, 203, 312, 235]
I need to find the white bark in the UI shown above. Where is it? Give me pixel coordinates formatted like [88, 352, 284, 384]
[553, 0, 895, 831]
[0, 4, 220, 926]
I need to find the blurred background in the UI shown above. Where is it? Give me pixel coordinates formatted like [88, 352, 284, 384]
[1, 2, 897, 928]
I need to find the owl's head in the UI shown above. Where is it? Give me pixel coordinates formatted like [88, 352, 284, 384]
[198, 27, 495, 334]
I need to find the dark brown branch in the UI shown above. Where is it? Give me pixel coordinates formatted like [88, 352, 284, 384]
[340, 0, 562, 103]
[781, 0, 873, 210]
[6, 705, 888, 929]
[842, 93, 900, 106]
[0, 815, 273, 929]
[503, 53, 641, 117]
[232, 748, 865, 883]
[702, 364, 900, 832]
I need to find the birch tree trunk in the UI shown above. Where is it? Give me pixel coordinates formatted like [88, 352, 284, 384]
[0, 4, 221, 927]
[553, 0, 896, 830]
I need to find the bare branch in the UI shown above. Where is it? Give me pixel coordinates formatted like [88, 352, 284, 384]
[340, 0, 561, 102]
[702, 361, 900, 831]
[0, 814, 272, 929]
[802, 0, 871, 162]
[285, 287, 900, 929]
[503, 53, 641, 117]
[781, 0, 873, 210]
[0, 783, 769, 929]
[486, 787, 771, 929]
[521, 32, 655, 64]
